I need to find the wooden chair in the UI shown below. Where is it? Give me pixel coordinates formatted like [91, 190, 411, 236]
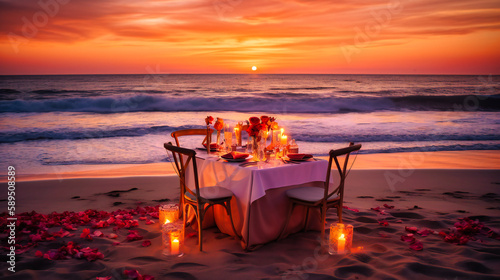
[171, 128, 213, 148]
[170, 128, 213, 217]
[164, 142, 239, 251]
[279, 143, 361, 241]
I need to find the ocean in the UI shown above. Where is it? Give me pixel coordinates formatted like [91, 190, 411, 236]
[1, 74, 499, 175]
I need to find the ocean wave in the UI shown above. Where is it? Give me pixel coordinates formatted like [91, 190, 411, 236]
[2, 126, 499, 144]
[1, 94, 499, 114]
[294, 133, 500, 143]
[0, 124, 204, 143]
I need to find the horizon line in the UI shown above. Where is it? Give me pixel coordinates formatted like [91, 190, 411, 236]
[1, 73, 499, 76]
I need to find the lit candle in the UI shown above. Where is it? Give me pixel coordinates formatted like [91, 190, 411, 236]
[281, 135, 287, 145]
[234, 127, 241, 146]
[171, 238, 180, 255]
[165, 219, 171, 224]
[337, 234, 345, 254]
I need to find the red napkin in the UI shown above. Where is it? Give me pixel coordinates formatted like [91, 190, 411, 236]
[203, 143, 218, 149]
[222, 152, 249, 159]
[287, 153, 313, 160]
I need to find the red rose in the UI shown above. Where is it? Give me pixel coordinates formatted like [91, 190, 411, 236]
[205, 116, 214, 125]
[260, 116, 270, 124]
[249, 117, 260, 125]
[247, 124, 263, 137]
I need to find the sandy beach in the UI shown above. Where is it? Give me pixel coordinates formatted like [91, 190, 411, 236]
[1, 150, 500, 279]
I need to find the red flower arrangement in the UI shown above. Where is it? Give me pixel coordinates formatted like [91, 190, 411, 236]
[246, 116, 271, 140]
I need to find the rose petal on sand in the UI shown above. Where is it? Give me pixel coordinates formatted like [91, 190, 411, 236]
[93, 230, 104, 237]
[401, 234, 415, 243]
[378, 220, 389, 226]
[342, 206, 360, 212]
[383, 204, 395, 209]
[405, 226, 418, 233]
[126, 230, 143, 241]
[142, 240, 152, 247]
[409, 240, 424, 251]
[108, 233, 118, 239]
[417, 229, 434, 237]
[81, 228, 93, 240]
[96, 277, 112, 280]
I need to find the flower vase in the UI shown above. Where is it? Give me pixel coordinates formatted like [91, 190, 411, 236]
[206, 126, 211, 154]
[216, 131, 221, 147]
[251, 136, 260, 161]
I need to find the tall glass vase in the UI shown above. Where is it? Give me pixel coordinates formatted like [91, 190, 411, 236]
[216, 131, 221, 146]
[251, 136, 260, 161]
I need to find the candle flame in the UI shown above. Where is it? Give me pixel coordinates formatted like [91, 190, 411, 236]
[164, 219, 171, 225]
[340, 234, 345, 239]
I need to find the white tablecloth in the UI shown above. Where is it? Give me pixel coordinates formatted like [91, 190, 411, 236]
[187, 152, 329, 249]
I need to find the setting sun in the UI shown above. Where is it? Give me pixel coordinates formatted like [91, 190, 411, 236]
[252, 66, 257, 71]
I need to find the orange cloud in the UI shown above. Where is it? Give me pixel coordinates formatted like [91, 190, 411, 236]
[0, 0, 499, 74]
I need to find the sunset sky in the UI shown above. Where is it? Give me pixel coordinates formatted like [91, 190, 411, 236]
[1, 0, 499, 75]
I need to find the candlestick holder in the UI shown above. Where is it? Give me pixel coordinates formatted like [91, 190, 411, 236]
[329, 223, 353, 255]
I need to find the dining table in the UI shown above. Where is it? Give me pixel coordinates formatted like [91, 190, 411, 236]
[185, 149, 330, 250]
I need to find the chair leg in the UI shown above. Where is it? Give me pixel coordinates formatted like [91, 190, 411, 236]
[179, 183, 184, 219]
[303, 207, 310, 232]
[183, 204, 188, 241]
[196, 203, 203, 251]
[320, 205, 327, 242]
[278, 202, 296, 240]
[337, 206, 343, 223]
[225, 200, 241, 239]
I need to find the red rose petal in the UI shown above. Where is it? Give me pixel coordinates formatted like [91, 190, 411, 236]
[142, 240, 152, 247]
[378, 220, 389, 227]
[405, 226, 418, 233]
[383, 204, 395, 209]
[409, 240, 423, 251]
[401, 234, 415, 243]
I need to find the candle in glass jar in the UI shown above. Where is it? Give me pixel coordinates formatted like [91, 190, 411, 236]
[234, 127, 242, 146]
[337, 234, 345, 254]
[280, 135, 287, 145]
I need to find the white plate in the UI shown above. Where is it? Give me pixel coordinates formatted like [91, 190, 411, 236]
[221, 155, 253, 162]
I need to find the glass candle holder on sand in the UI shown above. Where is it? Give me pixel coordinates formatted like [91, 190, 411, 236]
[162, 223, 184, 256]
[159, 204, 179, 225]
[329, 223, 353, 255]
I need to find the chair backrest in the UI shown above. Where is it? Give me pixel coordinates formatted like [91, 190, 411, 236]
[171, 128, 214, 147]
[324, 142, 362, 203]
[164, 142, 201, 202]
